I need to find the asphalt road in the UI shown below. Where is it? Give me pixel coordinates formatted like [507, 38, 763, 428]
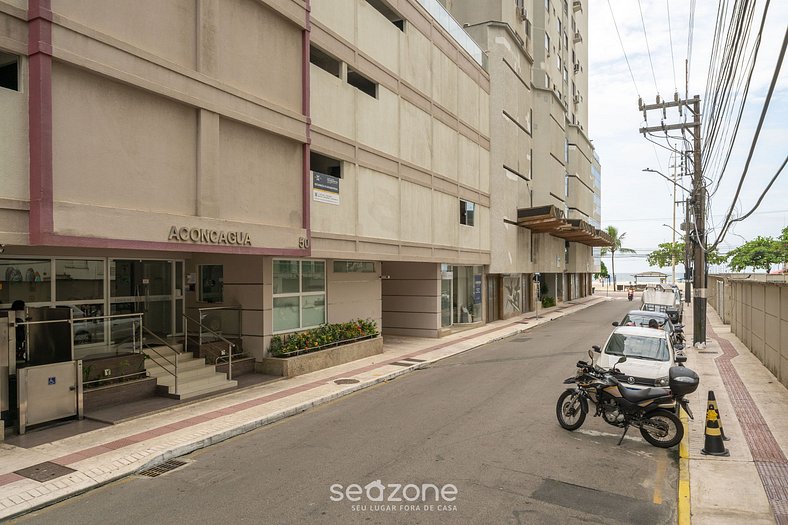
[13, 298, 677, 525]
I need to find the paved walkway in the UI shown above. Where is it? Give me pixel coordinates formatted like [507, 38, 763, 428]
[0, 296, 605, 520]
[684, 304, 788, 525]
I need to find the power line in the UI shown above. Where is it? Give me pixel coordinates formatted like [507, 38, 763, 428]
[712, 23, 788, 250]
[685, 0, 696, 99]
[666, 0, 678, 92]
[637, 0, 660, 94]
[607, 0, 640, 96]
[603, 209, 788, 222]
[722, 155, 787, 229]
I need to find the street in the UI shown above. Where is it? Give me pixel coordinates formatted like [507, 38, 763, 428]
[12, 298, 677, 525]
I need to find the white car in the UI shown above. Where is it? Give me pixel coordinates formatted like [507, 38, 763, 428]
[595, 325, 682, 389]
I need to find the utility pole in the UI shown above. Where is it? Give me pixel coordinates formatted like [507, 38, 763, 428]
[639, 94, 704, 344]
[671, 152, 677, 284]
[690, 96, 706, 346]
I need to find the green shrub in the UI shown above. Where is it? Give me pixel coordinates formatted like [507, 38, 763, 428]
[541, 295, 556, 308]
[269, 319, 379, 357]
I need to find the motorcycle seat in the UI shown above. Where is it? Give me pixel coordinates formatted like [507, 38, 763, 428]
[614, 381, 671, 402]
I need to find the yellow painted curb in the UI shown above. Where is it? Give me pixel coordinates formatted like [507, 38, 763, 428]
[678, 408, 690, 525]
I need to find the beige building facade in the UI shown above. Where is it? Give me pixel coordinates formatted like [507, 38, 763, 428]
[0, 0, 605, 393]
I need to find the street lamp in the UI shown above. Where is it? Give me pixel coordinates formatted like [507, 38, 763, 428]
[663, 224, 681, 284]
[642, 168, 691, 193]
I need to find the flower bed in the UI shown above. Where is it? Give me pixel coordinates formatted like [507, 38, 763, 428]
[269, 319, 378, 357]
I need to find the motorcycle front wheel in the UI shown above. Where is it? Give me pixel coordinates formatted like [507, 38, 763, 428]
[556, 390, 587, 431]
[640, 409, 683, 448]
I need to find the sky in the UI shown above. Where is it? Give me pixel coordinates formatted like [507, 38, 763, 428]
[587, 0, 787, 276]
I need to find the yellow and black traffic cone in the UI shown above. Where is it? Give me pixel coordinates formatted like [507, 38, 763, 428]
[707, 390, 730, 441]
[701, 391, 730, 456]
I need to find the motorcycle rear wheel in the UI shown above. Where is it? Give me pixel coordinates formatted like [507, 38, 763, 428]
[556, 390, 587, 431]
[640, 409, 683, 448]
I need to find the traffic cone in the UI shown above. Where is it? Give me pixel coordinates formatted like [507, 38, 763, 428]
[707, 391, 730, 441]
[701, 391, 730, 456]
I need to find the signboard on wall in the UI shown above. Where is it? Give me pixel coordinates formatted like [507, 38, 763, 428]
[473, 275, 482, 303]
[313, 172, 340, 206]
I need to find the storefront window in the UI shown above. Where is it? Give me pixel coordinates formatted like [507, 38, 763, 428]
[0, 259, 51, 305]
[273, 260, 326, 333]
[200, 265, 223, 303]
[450, 265, 483, 324]
[56, 260, 104, 301]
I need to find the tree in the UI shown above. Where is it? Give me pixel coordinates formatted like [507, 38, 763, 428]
[600, 226, 635, 289]
[594, 260, 609, 279]
[780, 227, 788, 264]
[726, 236, 782, 272]
[647, 241, 727, 267]
[646, 242, 684, 268]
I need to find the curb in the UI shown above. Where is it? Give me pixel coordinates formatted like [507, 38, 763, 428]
[678, 408, 690, 525]
[0, 297, 606, 520]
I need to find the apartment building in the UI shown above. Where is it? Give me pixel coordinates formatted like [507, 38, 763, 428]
[442, 0, 609, 320]
[0, 0, 606, 417]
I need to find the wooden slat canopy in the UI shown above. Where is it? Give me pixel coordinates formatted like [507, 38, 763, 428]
[517, 206, 613, 247]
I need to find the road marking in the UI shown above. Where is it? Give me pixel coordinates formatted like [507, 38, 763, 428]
[678, 409, 690, 525]
[653, 453, 667, 504]
[575, 428, 642, 443]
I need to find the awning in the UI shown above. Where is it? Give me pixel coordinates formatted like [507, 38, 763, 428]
[516, 206, 613, 247]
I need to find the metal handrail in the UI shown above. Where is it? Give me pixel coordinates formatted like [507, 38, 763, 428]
[139, 325, 180, 394]
[83, 370, 147, 387]
[183, 313, 236, 381]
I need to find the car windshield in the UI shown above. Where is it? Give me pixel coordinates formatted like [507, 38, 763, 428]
[604, 333, 670, 362]
[621, 314, 671, 332]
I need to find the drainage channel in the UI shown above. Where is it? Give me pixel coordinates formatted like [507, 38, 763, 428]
[137, 459, 190, 478]
[708, 322, 788, 524]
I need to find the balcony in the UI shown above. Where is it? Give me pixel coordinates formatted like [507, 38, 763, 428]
[415, 0, 484, 66]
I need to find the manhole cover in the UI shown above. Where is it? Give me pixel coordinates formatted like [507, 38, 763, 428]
[138, 459, 188, 478]
[15, 462, 76, 483]
[334, 379, 360, 385]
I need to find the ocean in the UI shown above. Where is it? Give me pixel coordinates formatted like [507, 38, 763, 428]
[595, 273, 683, 285]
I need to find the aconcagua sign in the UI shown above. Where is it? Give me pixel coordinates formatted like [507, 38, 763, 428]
[168, 226, 252, 246]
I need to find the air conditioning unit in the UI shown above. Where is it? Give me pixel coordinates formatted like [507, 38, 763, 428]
[573, 94, 581, 104]
[574, 31, 583, 44]
[573, 0, 583, 13]
[573, 63, 580, 73]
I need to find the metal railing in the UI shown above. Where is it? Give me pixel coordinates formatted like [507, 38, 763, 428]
[139, 324, 181, 395]
[183, 313, 237, 381]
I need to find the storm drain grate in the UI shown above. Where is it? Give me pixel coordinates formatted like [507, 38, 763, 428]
[390, 362, 415, 367]
[15, 462, 75, 483]
[401, 358, 426, 363]
[138, 459, 188, 478]
[334, 378, 360, 385]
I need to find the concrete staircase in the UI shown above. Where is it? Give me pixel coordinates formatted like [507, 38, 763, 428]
[144, 343, 237, 400]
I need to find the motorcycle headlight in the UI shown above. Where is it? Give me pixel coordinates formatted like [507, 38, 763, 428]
[655, 376, 669, 387]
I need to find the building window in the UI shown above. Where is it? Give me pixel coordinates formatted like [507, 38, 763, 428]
[311, 151, 342, 178]
[460, 200, 475, 226]
[1, 259, 51, 305]
[347, 68, 378, 98]
[365, 0, 405, 31]
[310, 45, 341, 78]
[273, 260, 326, 333]
[544, 33, 550, 54]
[333, 261, 376, 273]
[0, 52, 19, 92]
[200, 265, 223, 303]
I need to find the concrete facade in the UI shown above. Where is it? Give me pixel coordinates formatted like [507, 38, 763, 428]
[0, 0, 604, 379]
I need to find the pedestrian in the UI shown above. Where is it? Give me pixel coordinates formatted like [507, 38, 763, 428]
[11, 299, 26, 361]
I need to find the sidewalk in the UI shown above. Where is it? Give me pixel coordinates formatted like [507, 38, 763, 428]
[0, 296, 608, 520]
[683, 304, 788, 524]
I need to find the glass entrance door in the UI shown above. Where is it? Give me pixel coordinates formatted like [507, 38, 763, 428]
[110, 260, 180, 338]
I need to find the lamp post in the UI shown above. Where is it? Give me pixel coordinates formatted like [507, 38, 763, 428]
[644, 167, 691, 285]
[663, 224, 683, 284]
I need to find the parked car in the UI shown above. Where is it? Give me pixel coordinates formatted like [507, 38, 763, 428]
[612, 310, 685, 349]
[595, 326, 685, 389]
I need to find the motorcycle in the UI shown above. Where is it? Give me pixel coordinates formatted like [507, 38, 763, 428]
[556, 346, 699, 448]
[673, 323, 686, 346]
[627, 289, 634, 301]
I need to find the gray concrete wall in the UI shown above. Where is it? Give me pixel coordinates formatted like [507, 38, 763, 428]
[710, 275, 788, 389]
[381, 261, 440, 337]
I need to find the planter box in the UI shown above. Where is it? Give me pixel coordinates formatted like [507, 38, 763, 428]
[258, 336, 383, 378]
[215, 356, 255, 379]
[83, 377, 158, 411]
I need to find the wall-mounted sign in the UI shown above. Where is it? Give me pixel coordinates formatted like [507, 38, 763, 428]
[168, 226, 252, 246]
[313, 172, 340, 205]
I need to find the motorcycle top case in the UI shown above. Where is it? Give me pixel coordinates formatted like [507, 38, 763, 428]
[669, 366, 699, 396]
